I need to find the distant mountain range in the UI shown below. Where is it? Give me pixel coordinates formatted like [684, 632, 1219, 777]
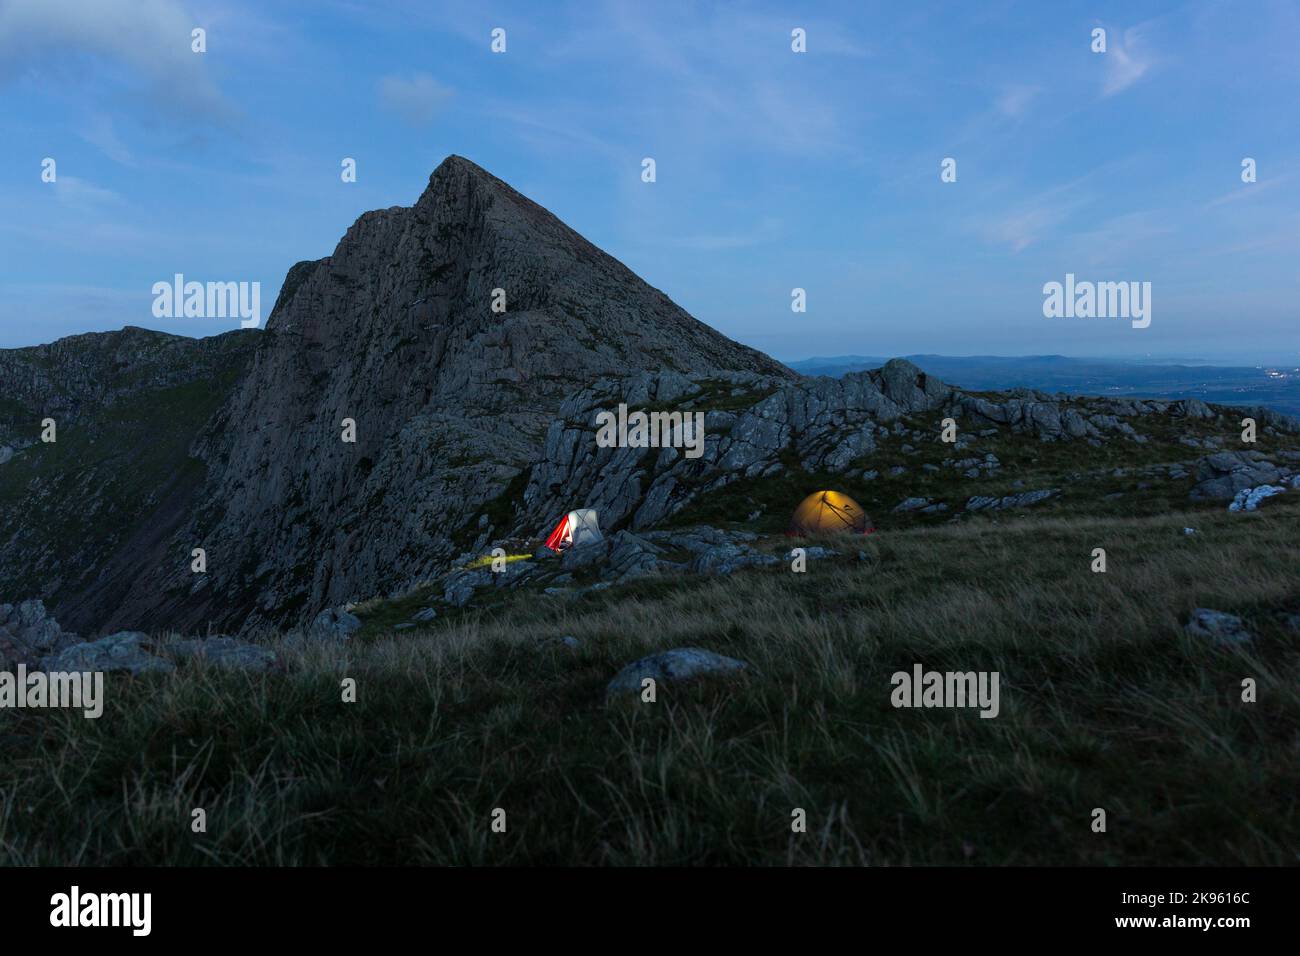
[785, 354, 1300, 416]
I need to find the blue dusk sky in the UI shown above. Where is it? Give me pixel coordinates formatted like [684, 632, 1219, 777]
[1, 0, 1298, 363]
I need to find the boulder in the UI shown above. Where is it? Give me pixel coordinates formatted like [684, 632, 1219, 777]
[1177, 398, 1215, 419]
[40, 631, 176, 675]
[606, 647, 748, 697]
[965, 489, 1058, 512]
[561, 538, 610, 571]
[893, 496, 931, 513]
[167, 636, 279, 672]
[1184, 608, 1253, 646]
[441, 567, 493, 607]
[444, 584, 474, 607]
[602, 531, 662, 582]
[1190, 452, 1282, 500]
[690, 543, 779, 576]
[1228, 485, 1286, 512]
[309, 607, 363, 640]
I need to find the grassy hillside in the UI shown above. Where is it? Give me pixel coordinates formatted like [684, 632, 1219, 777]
[2, 498, 1296, 865]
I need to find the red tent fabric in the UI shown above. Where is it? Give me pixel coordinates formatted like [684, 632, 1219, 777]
[544, 514, 571, 551]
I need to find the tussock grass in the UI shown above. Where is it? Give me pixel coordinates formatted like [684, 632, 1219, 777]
[2, 501, 1297, 865]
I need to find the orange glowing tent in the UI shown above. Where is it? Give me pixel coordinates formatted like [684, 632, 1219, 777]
[787, 490, 873, 536]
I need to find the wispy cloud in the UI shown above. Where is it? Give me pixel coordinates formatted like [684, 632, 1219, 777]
[540, 3, 858, 157]
[1101, 25, 1155, 97]
[52, 176, 124, 210]
[995, 84, 1040, 119]
[378, 72, 454, 127]
[985, 204, 1075, 253]
[1065, 210, 1177, 267]
[0, 0, 238, 125]
[80, 114, 136, 166]
[1205, 174, 1289, 208]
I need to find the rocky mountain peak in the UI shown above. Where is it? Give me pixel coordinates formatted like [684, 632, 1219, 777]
[24, 157, 794, 635]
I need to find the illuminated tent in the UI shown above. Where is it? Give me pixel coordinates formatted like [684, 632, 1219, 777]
[787, 490, 874, 536]
[543, 508, 603, 551]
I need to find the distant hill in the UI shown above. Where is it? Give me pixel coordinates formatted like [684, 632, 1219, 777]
[785, 354, 1300, 416]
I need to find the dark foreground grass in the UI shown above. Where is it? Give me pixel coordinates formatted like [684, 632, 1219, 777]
[2, 500, 1298, 865]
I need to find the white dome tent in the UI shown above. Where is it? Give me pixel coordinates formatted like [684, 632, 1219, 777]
[543, 508, 603, 552]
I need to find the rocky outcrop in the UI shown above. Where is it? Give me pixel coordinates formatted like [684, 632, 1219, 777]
[0, 325, 258, 443]
[1189, 451, 1289, 500]
[516, 356, 1272, 536]
[3, 601, 276, 673]
[40, 631, 177, 675]
[521, 359, 950, 534]
[38, 630, 279, 674]
[0, 600, 81, 668]
[509, 357, 1300, 545]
